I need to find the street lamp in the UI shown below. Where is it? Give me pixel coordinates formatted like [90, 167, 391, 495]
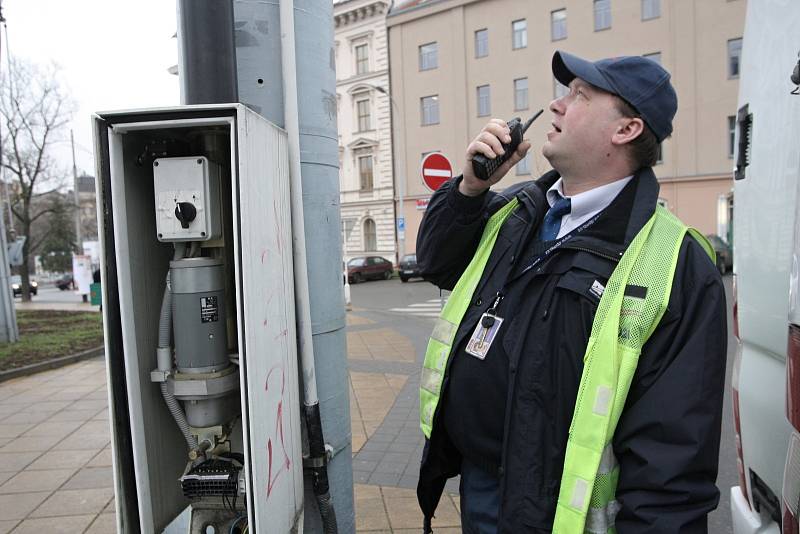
[371, 85, 406, 262]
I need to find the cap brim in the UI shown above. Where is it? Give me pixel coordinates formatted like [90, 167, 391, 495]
[552, 51, 616, 95]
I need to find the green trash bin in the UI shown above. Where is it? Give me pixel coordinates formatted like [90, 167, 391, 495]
[90, 283, 102, 306]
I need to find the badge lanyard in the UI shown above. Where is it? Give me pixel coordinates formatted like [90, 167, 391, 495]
[464, 211, 601, 359]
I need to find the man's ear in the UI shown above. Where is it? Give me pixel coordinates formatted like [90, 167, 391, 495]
[611, 117, 645, 146]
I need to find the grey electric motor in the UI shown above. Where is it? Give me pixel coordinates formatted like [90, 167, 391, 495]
[169, 257, 239, 427]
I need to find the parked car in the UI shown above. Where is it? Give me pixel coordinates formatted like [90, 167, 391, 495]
[705, 234, 733, 275]
[346, 256, 393, 283]
[399, 253, 422, 282]
[10, 275, 37, 297]
[56, 274, 74, 290]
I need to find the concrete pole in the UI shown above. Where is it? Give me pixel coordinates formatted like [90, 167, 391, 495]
[283, 2, 353, 531]
[233, 1, 353, 531]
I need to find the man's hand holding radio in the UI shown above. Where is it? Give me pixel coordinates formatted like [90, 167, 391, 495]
[460, 119, 532, 197]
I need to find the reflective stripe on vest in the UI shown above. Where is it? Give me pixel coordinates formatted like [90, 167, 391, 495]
[419, 197, 521, 437]
[419, 199, 714, 532]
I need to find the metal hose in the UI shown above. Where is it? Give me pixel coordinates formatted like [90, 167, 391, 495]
[160, 381, 199, 453]
[315, 491, 338, 534]
[158, 274, 172, 349]
[304, 403, 337, 533]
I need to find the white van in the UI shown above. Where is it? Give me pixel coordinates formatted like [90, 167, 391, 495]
[730, 2, 800, 533]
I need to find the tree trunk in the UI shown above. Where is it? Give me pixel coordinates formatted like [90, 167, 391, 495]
[20, 219, 32, 303]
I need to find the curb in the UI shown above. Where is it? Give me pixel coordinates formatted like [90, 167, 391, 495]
[0, 345, 105, 384]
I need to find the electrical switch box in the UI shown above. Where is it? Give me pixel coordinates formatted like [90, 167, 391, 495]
[153, 156, 222, 242]
[92, 105, 303, 533]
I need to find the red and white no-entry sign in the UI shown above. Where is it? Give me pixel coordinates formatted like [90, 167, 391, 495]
[421, 152, 453, 192]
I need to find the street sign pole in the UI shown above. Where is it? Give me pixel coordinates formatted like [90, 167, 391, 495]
[0, 6, 18, 344]
[0, 212, 17, 343]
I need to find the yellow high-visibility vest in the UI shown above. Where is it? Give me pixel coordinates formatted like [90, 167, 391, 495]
[419, 196, 713, 532]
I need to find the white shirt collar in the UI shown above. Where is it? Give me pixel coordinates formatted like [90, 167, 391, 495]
[546, 175, 634, 219]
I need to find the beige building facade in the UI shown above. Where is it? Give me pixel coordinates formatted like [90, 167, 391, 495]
[387, 0, 745, 252]
[334, 0, 398, 263]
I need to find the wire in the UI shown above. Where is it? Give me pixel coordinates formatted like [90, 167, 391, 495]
[229, 514, 246, 534]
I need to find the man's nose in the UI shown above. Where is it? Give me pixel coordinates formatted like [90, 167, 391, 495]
[549, 97, 564, 115]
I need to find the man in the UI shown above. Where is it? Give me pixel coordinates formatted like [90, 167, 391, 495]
[415, 51, 727, 533]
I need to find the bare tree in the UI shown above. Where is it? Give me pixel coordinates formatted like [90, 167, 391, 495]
[0, 58, 75, 301]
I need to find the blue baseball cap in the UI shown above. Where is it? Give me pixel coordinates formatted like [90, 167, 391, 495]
[552, 50, 677, 142]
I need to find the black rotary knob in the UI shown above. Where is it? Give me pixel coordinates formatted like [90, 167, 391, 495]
[175, 202, 197, 229]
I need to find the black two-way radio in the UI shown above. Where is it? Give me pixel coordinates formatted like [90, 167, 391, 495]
[472, 109, 544, 181]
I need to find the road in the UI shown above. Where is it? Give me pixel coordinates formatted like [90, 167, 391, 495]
[350, 274, 738, 532]
[25, 285, 86, 304]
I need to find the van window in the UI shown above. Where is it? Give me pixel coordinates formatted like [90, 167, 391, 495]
[735, 103, 752, 180]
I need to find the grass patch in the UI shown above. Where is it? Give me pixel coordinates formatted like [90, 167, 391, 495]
[0, 310, 104, 371]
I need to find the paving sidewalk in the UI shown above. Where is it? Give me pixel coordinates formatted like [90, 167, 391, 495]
[0, 358, 115, 534]
[346, 311, 461, 532]
[0, 310, 458, 533]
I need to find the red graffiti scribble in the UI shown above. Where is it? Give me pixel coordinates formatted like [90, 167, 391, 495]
[273, 199, 284, 256]
[266, 365, 291, 498]
[262, 294, 275, 328]
[273, 328, 288, 341]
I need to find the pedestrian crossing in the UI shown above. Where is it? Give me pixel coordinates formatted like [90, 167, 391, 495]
[388, 298, 444, 318]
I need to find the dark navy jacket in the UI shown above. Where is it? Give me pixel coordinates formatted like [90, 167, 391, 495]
[416, 168, 728, 533]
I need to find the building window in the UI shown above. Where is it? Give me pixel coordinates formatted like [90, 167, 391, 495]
[475, 29, 488, 58]
[594, 0, 611, 31]
[358, 155, 374, 191]
[355, 44, 369, 75]
[363, 218, 377, 251]
[516, 152, 531, 175]
[554, 78, 569, 99]
[421, 95, 440, 126]
[551, 9, 567, 41]
[477, 85, 491, 117]
[356, 99, 371, 131]
[656, 143, 663, 164]
[728, 115, 736, 158]
[642, 0, 660, 20]
[514, 78, 528, 111]
[512, 19, 527, 50]
[728, 38, 743, 78]
[643, 52, 662, 65]
[419, 42, 438, 71]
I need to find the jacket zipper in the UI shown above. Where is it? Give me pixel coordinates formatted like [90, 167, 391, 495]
[560, 244, 623, 263]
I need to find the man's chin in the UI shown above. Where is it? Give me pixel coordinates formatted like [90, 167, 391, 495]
[541, 144, 556, 164]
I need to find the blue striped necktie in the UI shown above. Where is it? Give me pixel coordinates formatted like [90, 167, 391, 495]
[538, 197, 572, 241]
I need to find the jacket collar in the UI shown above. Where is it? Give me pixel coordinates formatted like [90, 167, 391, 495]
[528, 167, 661, 257]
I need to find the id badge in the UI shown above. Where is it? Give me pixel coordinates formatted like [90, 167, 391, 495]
[465, 313, 504, 360]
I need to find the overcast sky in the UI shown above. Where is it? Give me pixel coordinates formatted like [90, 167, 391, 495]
[3, 0, 179, 180]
